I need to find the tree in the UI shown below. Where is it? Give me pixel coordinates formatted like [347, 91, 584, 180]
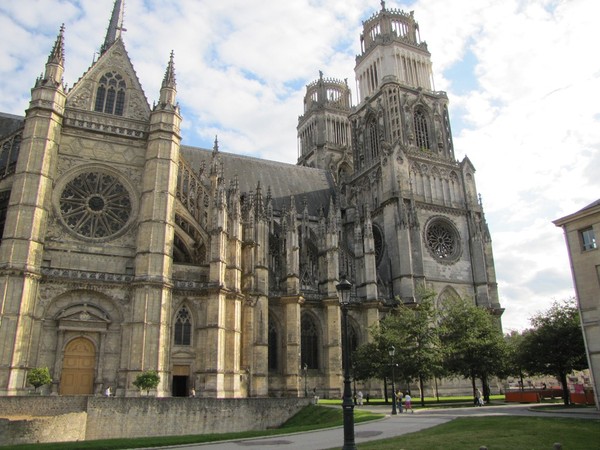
[503, 330, 529, 389]
[380, 293, 443, 406]
[353, 288, 443, 405]
[27, 367, 52, 393]
[133, 370, 160, 395]
[519, 298, 587, 405]
[438, 296, 507, 403]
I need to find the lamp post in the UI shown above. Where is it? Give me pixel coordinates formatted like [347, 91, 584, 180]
[352, 363, 357, 405]
[388, 345, 397, 415]
[336, 276, 356, 450]
[303, 363, 308, 397]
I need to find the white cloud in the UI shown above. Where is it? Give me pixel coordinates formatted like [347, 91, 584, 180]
[1, 0, 597, 332]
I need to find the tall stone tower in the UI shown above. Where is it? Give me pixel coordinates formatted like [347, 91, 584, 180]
[299, 2, 503, 317]
[297, 72, 353, 183]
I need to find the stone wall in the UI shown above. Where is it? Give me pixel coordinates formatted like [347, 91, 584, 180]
[0, 413, 87, 445]
[0, 396, 311, 446]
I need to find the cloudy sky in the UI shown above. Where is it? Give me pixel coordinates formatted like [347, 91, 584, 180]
[1, 0, 598, 332]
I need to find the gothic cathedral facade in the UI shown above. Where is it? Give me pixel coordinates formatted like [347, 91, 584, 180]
[0, 2, 502, 397]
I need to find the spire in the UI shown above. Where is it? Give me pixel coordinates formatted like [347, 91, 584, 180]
[101, 0, 126, 55]
[158, 51, 177, 106]
[48, 24, 65, 66]
[162, 51, 176, 88]
[41, 24, 65, 87]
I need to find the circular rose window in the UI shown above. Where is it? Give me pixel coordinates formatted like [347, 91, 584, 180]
[59, 171, 132, 240]
[425, 218, 461, 262]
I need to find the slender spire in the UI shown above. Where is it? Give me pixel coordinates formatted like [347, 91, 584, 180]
[47, 24, 65, 66]
[162, 51, 176, 89]
[100, 0, 126, 55]
[40, 24, 65, 87]
[158, 51, 177, 106]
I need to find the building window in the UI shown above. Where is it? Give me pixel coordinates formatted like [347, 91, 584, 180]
[94, 72, 126, 115]
[268, 317, 278, 372]
[414, 108, 430, 150]
[581, 228, 597, 251]
[58, 171, 133, 240]
[373, 224, 384, 266]
[301, 314, 319, 369]
[0, 190, 10, 243]
[424, 217, 462, 263]
[365, 116, 379, 163]
[174, 306, 192, 346]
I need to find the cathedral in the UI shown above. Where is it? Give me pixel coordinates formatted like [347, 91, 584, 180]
[0, 1, 502, 397]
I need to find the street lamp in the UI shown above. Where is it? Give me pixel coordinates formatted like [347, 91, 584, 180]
[388, 345, 397, 415]
[336, 276, 356, 450]
[303, 363, 308, 397]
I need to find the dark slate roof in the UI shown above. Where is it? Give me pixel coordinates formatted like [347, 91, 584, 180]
[0, 113, 24, 138]
[578, 199, 600, 212]
[181, 146, 336, 217]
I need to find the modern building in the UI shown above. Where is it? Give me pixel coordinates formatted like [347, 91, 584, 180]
[554, 200, 600, 409]
[0, 1, 502, 397]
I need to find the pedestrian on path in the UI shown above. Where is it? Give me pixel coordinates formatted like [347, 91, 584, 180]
[395, 390, 403, 413]
[475, 388, 484, 406]
[404, 392, 413, 413]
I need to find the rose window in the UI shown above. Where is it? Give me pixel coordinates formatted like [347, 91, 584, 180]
[425, 219, 460, 261]
[59, 171, 132, 239]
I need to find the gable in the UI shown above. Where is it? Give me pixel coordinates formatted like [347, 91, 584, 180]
[66, 39, 151, 121]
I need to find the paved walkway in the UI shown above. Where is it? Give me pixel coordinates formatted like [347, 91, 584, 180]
[152, 403, 600, 450]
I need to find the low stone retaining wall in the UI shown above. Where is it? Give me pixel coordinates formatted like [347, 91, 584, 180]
[0, 396, 311, 446]
[0, 413, 87, 445]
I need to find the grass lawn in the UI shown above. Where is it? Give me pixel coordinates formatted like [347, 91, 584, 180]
[358, 416, 600, 450]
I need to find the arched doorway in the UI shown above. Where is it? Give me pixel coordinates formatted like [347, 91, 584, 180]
[60, 337, 96, 395]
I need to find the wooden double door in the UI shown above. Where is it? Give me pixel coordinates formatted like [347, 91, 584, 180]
[59, 337, 96, 395]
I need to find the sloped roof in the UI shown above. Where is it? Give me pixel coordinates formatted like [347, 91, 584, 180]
[553, 199, 600, 226]
[0, 113, 24, 138]
[181, 146, 336, 217]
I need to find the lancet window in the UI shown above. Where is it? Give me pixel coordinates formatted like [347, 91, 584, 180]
[365, 116, 379, 163]
[174, 306, 192, 346]
[268, 317, 279, 372]
[301, 314, 319, 369]
[414, 107, 430, 150]
[94, 71, 126, 116]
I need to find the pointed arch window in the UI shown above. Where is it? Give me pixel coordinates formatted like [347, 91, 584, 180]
[268, 316, 279, 372]
[365, 116, 380, 163]
[301, 314, 319, 369]
[174, 306, 192, 346]
[94, 72, 126, 116]
[414, 107, 430, 150]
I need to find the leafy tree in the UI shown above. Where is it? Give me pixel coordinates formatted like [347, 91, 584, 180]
[378, 293, 443, 405]
[438, 296, 507, 403]
[27, 367, 52, 393]
[519, 299, 587, 405]
[353, 288, 443, 405]
[503, 330, 528, 388]
[352, 342, 386, 382]
[133, 370, 160, 395]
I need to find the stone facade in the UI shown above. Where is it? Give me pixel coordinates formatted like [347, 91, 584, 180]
[554, 200, 600, 410]
[0, 2, 502, 399]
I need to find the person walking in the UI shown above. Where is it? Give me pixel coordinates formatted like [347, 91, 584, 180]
[475, 388, 484, 406]
[395, 390, 403, 413]
[404, 392, 413, 413]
